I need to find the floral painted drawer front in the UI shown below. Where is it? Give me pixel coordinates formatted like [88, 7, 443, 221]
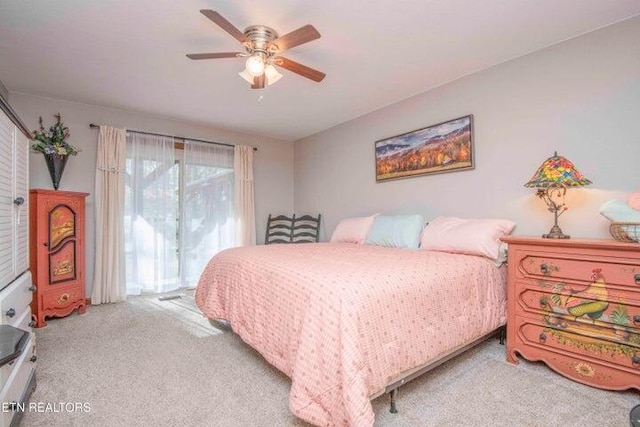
[503, 236, 640, 391]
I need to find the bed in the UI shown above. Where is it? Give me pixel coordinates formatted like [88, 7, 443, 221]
[195, 242, 507, 427]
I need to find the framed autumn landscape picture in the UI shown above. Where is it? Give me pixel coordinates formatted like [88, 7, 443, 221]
[375, 115, 474, 182]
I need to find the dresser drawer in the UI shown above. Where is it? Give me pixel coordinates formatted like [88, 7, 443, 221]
[13, 306, 33, 333]
[516, 281, 640, 331]
[517, 251, 640, 290]
[0, 308, 32, 386]
[514, 316, 640, 378]
[0, 272, 32, 325]
[0, 336, 35, 427]
[511, 323, 640, 390]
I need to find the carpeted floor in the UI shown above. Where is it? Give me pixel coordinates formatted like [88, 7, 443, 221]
[20, 292, 638, 427]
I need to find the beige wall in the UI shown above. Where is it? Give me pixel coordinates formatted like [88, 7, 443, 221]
[294, 16, 640, 241]
[10, 93, 294, 294]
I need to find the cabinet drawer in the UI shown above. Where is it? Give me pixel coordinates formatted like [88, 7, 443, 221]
[0, 308, 32, 391]
[42, 287, 83, 311]
[514, 316, 640, 377]
[518, 252, 640, 290]
[516, 282, 640, 333]
[0, 308, 33, 388]
[0, 272, 32, 324]
[0, 336, 35, 427]
[13, 306, 33, 333]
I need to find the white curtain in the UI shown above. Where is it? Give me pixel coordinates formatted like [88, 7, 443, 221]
[181, 141, 235, 287]
[234, 145, 256, 246]
[124, 133, 178, 295]
[92, 126, 127, 304]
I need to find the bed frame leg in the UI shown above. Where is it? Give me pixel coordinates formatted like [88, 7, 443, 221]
[498, 326, 506, 345]
[389, 388, 398, 414]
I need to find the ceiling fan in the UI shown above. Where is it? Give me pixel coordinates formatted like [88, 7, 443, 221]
[187, 10, 326, 89]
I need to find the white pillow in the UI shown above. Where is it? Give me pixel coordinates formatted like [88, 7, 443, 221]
[330, 215, 378, 244]
[420, 216, 516, 260]
[364, 214, 425, 249]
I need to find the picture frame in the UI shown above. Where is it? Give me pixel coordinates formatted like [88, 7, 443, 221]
[375, 115, 474, 182]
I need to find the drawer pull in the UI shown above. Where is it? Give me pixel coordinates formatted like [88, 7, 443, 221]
[539, 332, 547, 343]
[29, 285, 36, 292]
[540, 263, 549, 274]
[30, 355, 37, 363]
[13, 197, 24, 206]
[633, 356, 640, 367]
[635, 274, 640, 285]
[5, 308, 15, 318]
[539, 297, 547, 308]
[28, 320, 36, 328]
[58, 293, 70, 305]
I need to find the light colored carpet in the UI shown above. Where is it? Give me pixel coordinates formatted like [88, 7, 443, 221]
[20, 292, 638, 427]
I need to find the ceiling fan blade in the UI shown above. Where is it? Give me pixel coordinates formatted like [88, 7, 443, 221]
[186, 52, 242, 60]
[273, 57, 326, 82]
[251, 74, 266, 89]
[267, 25, 320, 53]
[200, 10, 247, 44]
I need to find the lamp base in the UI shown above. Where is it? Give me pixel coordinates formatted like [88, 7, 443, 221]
[542, 224, 570, 239]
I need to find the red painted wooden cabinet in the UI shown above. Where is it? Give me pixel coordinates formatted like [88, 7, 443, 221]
[502, 236, 640, 390]
[29, 189, 89, 327]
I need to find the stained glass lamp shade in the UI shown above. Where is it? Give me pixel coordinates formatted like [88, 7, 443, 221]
[524, 152, 592, 239]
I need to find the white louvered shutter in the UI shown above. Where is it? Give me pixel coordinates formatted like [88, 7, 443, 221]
[0, 112, 14, 287]
[14, 129, 29, 276]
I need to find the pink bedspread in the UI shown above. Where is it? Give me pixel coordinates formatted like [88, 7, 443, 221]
[195, 243, 506, 426]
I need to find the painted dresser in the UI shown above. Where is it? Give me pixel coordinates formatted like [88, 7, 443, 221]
[30, 189, 89, 328]
[503, 236, 640, 390]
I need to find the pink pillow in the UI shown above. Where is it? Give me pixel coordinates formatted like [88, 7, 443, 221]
[628, 192, 640, 211]
[420, 216, 516, 260]
[330, 215, 377, 244]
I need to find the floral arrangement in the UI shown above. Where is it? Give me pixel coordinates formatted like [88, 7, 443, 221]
[31, 113, 80, 156]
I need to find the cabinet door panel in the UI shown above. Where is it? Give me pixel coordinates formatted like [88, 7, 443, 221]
[48, 204, 76, 249]
[49, 240, 77, 284]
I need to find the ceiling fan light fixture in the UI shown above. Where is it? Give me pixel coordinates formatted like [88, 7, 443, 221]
[264, 65, 282, 86]
[245, 54, 266, 76]
[238, 69, 255, 84]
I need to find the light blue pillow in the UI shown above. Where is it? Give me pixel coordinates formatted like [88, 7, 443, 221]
[365, 214, 424, 249]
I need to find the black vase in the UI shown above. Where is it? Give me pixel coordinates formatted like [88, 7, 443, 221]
[43, 153, 68, 190]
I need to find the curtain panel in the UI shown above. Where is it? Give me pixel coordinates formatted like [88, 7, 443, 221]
[182, 141, 235, 287]
[234, 145, 256, 246]
[92, 125, 127, 304]
[124, 133, 178, 295]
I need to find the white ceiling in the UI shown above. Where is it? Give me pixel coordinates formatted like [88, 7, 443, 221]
[1, 1, 639, 141]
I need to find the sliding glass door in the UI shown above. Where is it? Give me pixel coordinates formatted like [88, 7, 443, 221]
[124, 134, 234, 295]
[180, 142, 235, 287]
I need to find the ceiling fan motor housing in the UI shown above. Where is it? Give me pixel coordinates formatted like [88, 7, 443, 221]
[243, 25, 278, 54]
